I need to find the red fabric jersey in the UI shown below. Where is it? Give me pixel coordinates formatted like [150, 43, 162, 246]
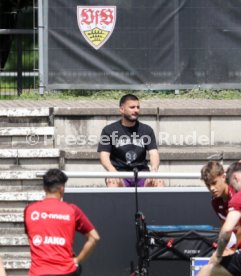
[24, 198, 94, 276]
[211, 185, 235, 222]
[229, 190, 241, 214]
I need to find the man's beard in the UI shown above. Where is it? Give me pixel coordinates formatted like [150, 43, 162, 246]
[123, 113, 138, 122]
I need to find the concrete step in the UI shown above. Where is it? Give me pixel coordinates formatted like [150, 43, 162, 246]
[0, 252, 30, 259]
[0, 127, 55, 148]
[0, 171, 43, 180]
[0, 127, 54, 136]
[0, 192, 44, 202]
[0, 223, 24, 233]
[0, 107, 50, 118]
[0, 208, 24, 223]
[0, 180, 42, 193]
[0, 149, 60, 158]
[4, 261, 30, 271]
[0, 107, 52, 130]
[0, 227, 25, 235]
[0, 149, 64, 170]
[0, 232, 26, 260]
[0, 235, 28, 246]
[0, 251, 30, 274]
[0, 192, 43, 209]
[0, 252, 30, 270]
[5, 269, 29, 276]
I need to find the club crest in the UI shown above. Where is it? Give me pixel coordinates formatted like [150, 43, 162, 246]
[77, 6, 116, 50]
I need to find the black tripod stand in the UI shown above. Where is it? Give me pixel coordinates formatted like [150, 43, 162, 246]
[131, 168, 150, 276]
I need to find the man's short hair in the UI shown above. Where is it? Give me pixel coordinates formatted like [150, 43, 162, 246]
[43, 169, 68, 193]
[119, 94, 139, 106]
[201, 161, 224, 186]
[226, 162, 241, 184]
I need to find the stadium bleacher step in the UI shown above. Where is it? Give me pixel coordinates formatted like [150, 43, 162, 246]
[0, 148, 64, 171]
[0, 170, 42, 180]
[0, 126, 54, 136]
[3, 253, 30, 276]
[0, 252, 30, 270]
[0, 148, 60, 158]
[0, 191, 43, 210]
[0, 107, 50, 118]
[0, 227, 25, 235]
[0, 208, 24, 223]
[0, 192, 44, 202]
[0, 235, 28, 247]
[0, 126, 55, 148]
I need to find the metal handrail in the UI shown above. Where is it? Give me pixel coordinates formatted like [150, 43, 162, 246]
[36, 171, 201, 179]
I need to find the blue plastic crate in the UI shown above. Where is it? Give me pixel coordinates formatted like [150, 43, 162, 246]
[191, 257, 210, 276]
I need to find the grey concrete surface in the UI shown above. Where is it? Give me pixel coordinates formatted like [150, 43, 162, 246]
[1, 99, 241, 274]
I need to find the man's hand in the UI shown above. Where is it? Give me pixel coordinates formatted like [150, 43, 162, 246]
[222, 247, 235, 256]
[73, 257, 79, 265]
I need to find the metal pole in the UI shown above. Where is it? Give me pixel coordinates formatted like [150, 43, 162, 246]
[134, 168, 139, 213]
[16, 34, 23, 96]
[38, 0, 44, 95]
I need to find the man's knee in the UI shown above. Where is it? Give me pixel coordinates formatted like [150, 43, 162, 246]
[144, 178, 165, 187]
[106, 178, 124, 187]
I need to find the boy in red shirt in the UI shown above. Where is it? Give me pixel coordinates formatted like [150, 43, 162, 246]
[201, 161, 237, 250]
[24, 169, 100, 276]
[198, 162, 241, 276]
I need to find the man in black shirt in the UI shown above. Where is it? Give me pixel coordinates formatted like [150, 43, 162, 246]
[97, 94, 165, 187]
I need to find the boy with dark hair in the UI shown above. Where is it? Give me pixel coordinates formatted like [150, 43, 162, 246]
[24, 169, 100, 276]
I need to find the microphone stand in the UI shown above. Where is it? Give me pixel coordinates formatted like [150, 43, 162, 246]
[134, 167, 139, 215]
[133, 168, 149, 276]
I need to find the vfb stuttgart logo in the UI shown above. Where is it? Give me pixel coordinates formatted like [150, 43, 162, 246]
[77, 6, 116, 50]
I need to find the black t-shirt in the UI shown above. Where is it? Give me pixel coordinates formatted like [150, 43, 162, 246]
[97, 120, 157, 171]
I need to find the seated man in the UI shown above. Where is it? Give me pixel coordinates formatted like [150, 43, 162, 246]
[97, 94, 165, 187]
[201, 161, 237, 251]
[198, 162, 241, 276]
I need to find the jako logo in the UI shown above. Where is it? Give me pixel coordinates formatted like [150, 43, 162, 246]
[32, 235, 66, 246]
[44, 236, 66, 246]
[33, 235, 43, 246]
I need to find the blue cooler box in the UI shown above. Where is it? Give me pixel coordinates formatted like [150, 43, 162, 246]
[191, 257, 210, 276]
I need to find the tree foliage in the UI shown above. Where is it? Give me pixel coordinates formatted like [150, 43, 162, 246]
[0, 0, 32, 12]
[0, 0, 33, 70]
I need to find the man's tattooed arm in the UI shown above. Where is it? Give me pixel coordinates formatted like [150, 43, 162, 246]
[216, 231, 232, 259]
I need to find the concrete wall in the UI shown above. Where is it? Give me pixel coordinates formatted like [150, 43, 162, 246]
[1, 103, 241, 188]
[52, 106, 241, 187]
